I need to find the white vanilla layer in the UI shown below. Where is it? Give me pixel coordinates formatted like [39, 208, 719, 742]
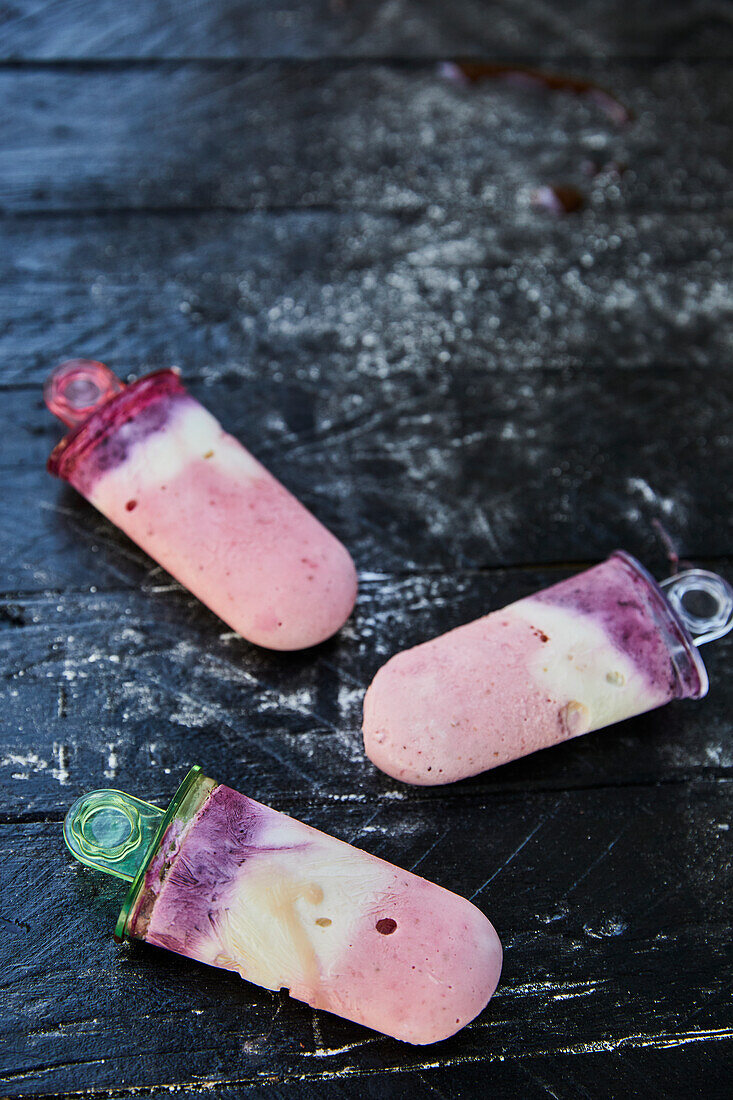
[194, 812, 391, 992]
[509, 597, 668, 735]
[88, 399, 263, 510]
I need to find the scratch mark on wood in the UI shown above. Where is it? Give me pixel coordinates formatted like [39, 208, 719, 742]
[561, 829, 625, 901]
[38, 500, 81, 520]
[4, 1020, 732, 1090]
[417, 1069, 450, 1098]
[165, 686, 321, 791]
[310, 1036, 381, 1059]
[554, 1027, 733, 1055]
[103, 742, 119, 779]
[319, 656, 368, 692]
[56, 683, 68, 719]
[497, 978, 606, 1000]
[51, 741, 69, 784]
[346, 804, 383, 845]
[409, 826, 451, 872]
[311, 1009, 323, 1053]
[519, 1063, 562, 1100]
[257, 1026, 733, 1084]
[470, 799, 562, 900]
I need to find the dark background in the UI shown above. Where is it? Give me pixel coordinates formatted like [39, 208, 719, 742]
[1, 1, 732, 1096]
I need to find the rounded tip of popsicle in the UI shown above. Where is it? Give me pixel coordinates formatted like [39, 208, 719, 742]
[401, 911, 503, 1045]
[363, 657, 465, 785]
[246, 542, 358, 651]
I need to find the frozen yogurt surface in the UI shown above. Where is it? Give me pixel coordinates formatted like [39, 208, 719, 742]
[128, 783, 502, 1044]
[364, 554, 705, 784]
[49, 370, 357, 650]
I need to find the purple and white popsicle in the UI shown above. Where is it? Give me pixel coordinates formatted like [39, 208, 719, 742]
[363, 552, 711, 785]
[115, 774, 502, 1044]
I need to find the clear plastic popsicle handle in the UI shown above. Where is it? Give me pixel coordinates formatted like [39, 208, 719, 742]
[63, 789, 164, 881]
[660, 568, 733, 647]
[44, 359, 125, 428]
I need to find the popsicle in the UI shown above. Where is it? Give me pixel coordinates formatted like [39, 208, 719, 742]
[45, 359, 357, 650]
[64, 767, 502, 1044]
[363, 552, 733, 784]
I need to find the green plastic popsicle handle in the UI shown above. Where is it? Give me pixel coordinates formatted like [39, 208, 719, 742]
[63, 789, 165, 882]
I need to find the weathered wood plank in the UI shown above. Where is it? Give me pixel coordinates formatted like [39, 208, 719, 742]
[2, 0, 733, 60]
[2, 782, 730, 1095]
[1, 570, 731, 818]
[0, 61, 730, 214]
[5, 349, 732, 594]
[0, 8, 730, 1094]
[1, 209, 732, 387]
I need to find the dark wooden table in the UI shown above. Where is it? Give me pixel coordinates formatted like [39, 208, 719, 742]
[2, 2, 732, 1096]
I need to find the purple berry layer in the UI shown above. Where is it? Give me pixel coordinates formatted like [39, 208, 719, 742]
[122, 777, 503, 1045]
[534, 553, 704, 699]
[130, 784, 267, 955]
[47, 369, 189, 494]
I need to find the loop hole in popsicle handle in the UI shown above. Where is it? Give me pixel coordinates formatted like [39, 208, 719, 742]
[64, 789, 164, 881]
[44, 359, 124, 428]
[660, 569, 733, 647]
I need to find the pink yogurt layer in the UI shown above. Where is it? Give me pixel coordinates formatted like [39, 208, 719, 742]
[312, 870, 501, 1044]
[364, 614, 561, 783]
[95, 448, 356, 650]
[363, 555, 705, 785]
[134, 784, 502, 1044]
[48, 371, 357, 650]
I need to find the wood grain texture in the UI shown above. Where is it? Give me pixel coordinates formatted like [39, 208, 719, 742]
[1, 3, 732, 1096]
[2, 782, 732, 1096]
[1, 210, 732, 384]
[5, 363, 732, 591]
[1, 61, 731, 214]
[1, 568, 732, 818]
[2, 0, 733, 60]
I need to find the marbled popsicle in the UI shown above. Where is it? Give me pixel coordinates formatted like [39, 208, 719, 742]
[114, 773, 502, 1044]
[46, 361, 357, 650]
[363, 552, 708, 784]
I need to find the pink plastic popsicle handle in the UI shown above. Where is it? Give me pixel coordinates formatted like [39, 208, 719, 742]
[44, 359, 125, 428]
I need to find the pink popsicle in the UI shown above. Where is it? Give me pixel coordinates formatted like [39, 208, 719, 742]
[123, 778, 502, 1044]
[363, 553, 707, 784]
[45, 361, 357, 650]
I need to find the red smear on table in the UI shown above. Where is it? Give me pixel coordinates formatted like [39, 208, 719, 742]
[440, 61, 631, 125]
[440, 61, 632, 214]
[531, 184, 585, 214]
